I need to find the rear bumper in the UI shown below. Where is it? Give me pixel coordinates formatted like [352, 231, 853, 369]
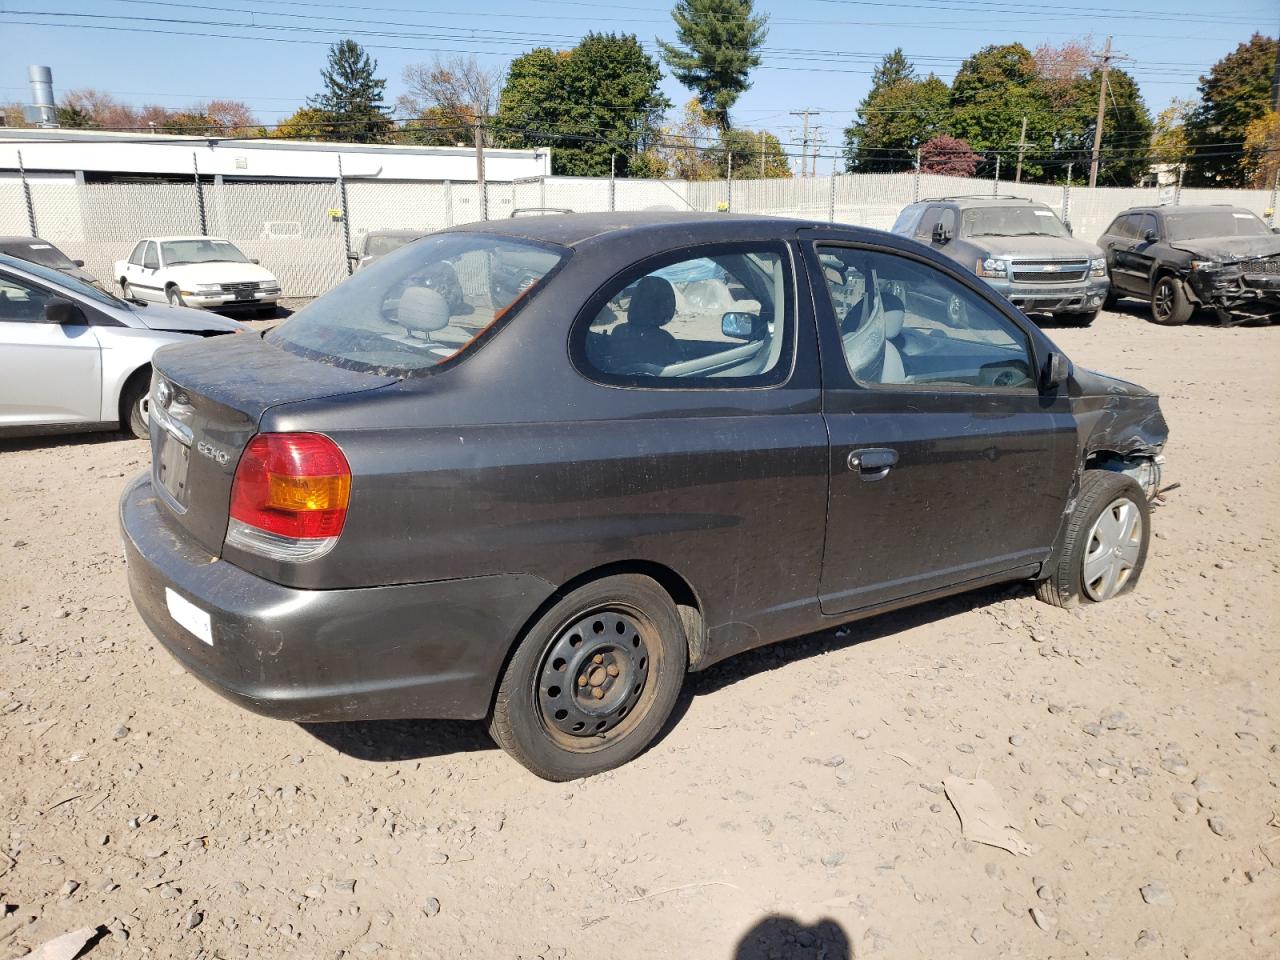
[119, 473, 553, 722]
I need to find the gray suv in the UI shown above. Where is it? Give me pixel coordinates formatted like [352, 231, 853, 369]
[892, 197, 1110, 326]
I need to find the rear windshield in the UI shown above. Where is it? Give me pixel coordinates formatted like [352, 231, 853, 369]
[961, 205, 1069, 239]
[6, 241, 75, 269]
[1163, 210, 1270, 241]
[268, 233, 565, 375]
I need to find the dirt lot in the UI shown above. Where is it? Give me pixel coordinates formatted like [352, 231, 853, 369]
[1, 303, 1277, 959]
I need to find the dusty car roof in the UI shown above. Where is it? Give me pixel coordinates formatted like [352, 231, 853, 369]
[1123, 205, 1255, 216]
[446, 211, 826, 248]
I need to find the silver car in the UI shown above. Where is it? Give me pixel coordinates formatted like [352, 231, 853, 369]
[0, 253, 246, 440]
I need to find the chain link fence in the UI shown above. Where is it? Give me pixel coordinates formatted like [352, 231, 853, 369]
[4, 168, 1274, 299]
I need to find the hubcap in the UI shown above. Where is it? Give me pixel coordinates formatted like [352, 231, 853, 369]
[538, 609, 650, 741]
[1082, 497, 1142, 601]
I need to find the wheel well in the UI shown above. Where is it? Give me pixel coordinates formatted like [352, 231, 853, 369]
[118, 364, 151, 426]
[486, 560, 706, 716]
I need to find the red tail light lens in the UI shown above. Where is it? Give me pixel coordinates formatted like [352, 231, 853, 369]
[229, 433, 351, 540]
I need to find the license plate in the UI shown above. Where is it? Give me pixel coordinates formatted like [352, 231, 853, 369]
[155, 430, 192, 505]
[165, 587, 213, 645]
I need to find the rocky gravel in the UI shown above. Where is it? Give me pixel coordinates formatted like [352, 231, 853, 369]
[1, 304, 1277, 958]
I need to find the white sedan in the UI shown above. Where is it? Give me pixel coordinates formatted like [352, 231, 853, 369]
[0, 253, 245, 439]
[114, 236, 281, 315]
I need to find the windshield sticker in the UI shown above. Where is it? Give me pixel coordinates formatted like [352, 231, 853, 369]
[29, 243, 53, 249]
[1033, 210, 1055, 216]
[1232, 213, 1254, 219]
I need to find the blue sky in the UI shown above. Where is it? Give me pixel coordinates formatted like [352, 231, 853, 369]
[1, 0, 1275, 161]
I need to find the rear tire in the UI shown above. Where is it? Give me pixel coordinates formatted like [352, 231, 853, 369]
[120, 373, 150, 440]
[120, 279, 134, 300]
[1036, 470, 1150, 608]
[489, 574, 687, 780]
[1150, 275, 1193, 326]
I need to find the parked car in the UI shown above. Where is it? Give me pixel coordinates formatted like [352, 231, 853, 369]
[120, 213, 1168, 781]
[892, 196, 1109, 326]
[0, 253, 246, 439]
[113, 237, 281, 315]
[0, 235, 102, 287]
[1097, 204, 1280, 325]
[349, 229, 424, 271]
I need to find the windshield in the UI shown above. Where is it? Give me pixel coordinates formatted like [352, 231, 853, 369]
[1164, 210, 1270, 241]
[5, 241, 75, 270]
[268, 233, 566, 375]
[366, 234, 420, 258]
[2, 254, 129, 310]
[161, 238, 250, 266]
[961, 206, 1070, 239]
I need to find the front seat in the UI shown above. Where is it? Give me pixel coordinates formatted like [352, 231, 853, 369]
[880, 291, 906, 383]
[397, 287, 453, 357]
[610, 276, 680, 369]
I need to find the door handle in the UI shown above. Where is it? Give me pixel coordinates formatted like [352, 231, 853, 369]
[847, 447, 898, 481]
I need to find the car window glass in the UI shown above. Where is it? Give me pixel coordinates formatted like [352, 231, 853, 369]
[1163, 209, 1270, 241]
[11, 242, 75, 270]
[915, 206, 942, 239]
[1110, 216, 1136, 240]
[817, 245, 1035, 390]
[938, 208, 957, 237]
[0, 273, 55, 324]
[1137, 214, 1158, 239]
[128, 241, 146, 266]
[962, 205, 1069, 238]
[161, 238, 250, 266]
[142, 242, 159, 270]
[269, 232, 564, 375]
[576, 246, 791, 387]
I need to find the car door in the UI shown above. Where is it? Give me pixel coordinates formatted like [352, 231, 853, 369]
[1099, 215, 1135, 291]
[1128, 213, 1161, 292]
[131, 241, 164, 301]
[0, 270, 103, 427]
[801, 236, 1077, 614]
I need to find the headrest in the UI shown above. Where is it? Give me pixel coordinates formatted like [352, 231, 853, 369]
[881, 290, 905, 338]
[628, 276, 676, 329]
[398, 287, 450, 336]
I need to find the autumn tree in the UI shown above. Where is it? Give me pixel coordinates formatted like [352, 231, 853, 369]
[658, 0, 768, 131]
[715, 127, 790, 178]
[270, 107, 338, 141]
[918, 135, 978, 176]
[1184, 33, 1278, 186]
[1243, 110, 1280, 188]
[398, 56, 503, 147]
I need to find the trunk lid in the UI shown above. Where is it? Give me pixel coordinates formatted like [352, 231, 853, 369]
[148, 332, 396, 556]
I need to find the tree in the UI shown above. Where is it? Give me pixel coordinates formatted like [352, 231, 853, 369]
[398, 56, 503, 147]
[56, 103, 94, 128]
[1150, 99, 1194, 167]
[635, 99, 719, 179]
[206, 100, 258, 136]
[843, 53, 950, 173]
[309, 39, 392, 143]
[1184, 33, 1278, 186]
[658, 0, 768, 131]
[1243, 110, 1280, 188]
[271, 107, 338, 141]
[918, 135, 978, 176]
[160, 111, 219, 136]
[948, 43, 1049, 177]
[715, 127, 790, 178]
[495, 33, 668, 177]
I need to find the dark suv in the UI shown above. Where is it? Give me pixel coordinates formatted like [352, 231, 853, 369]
[1097, 205, 1280, 325]
[892, 196, 1109, 326]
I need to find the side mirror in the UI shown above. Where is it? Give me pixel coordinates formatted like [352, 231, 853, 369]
[250, 258, 261, 265]
[44, 297, 86, 326]
[1142, 228, 1157, 243]
[1041, 351, 1070, 391]
[931, 222, 953, 244]
[722, 311, 760, 340]
[73, 259, 85, 267]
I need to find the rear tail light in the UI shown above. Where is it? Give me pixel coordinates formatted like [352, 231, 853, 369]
[226, 433, 351, 561]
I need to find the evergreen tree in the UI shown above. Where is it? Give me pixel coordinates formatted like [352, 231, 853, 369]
[658, 0, 768, 131]
[1184, 34, 1278, 186]
[843, 52, 950, 173]
[309, 39, 392, 143]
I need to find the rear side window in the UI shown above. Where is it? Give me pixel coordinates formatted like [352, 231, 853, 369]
[269, 233, 565, 375]
[1107, 216, 1136, 239]
[128, 241, 147, 266]
[572, 243, 793, 388]
[142, 242, 159, 270]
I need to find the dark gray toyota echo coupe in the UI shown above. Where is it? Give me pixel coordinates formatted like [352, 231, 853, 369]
[121, 213, 1168, 780]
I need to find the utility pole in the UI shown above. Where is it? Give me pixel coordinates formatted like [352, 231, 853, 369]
[810, 127, 825, 178]
[1089, 36, 1113, 189]
[1014, 116, 1029, 183]
[790, 109, 819, 178]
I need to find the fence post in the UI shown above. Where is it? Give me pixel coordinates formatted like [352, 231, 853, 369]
[1063, 162, 1073, 228]
[444, 181, 454, 226]
[540, 175, 546, 210]
[993, 154, 1000, 197]
[1268, 167, 1278, 226]
[828, 165, 836, 223]
[337, 154, 353, 276]
[1175, 164, 1184, 207]
[475, 123, 488, 221]
[912, 149, 921, 203]
[609, 155, 616, 212]
[192, 152, 207, 236]
[727, 151, 733, 212]
[16, 149, 37, 237]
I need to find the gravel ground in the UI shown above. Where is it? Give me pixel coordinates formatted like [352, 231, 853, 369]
[1, 303, 1277, 959]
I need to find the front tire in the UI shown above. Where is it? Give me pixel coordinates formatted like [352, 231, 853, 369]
[1150, 275, 1193, 326]
[166, 286, 185, 308]
[120, 374, 150, 440]
[489, 574, 687, 780]
[120, 279, 134, 300]
[1036, 470, 1150, 608]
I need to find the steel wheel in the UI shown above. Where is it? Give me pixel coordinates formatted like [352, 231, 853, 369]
[1081, 497, 1143, 601]
[536, 606, 655, 751]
